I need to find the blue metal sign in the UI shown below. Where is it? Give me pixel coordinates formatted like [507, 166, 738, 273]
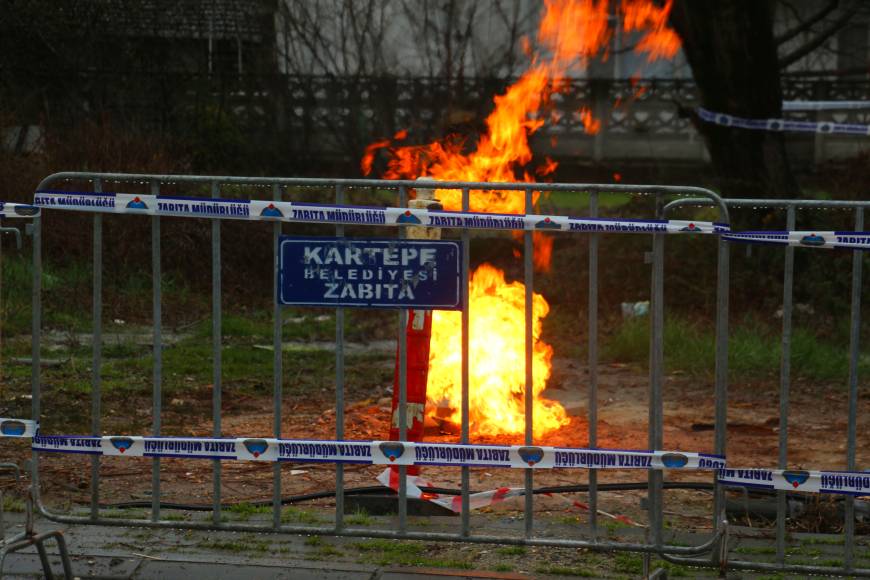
[279, 237, 462, 309]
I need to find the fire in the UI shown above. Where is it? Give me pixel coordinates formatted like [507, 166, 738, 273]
[578, 107, 602, 135]
[373, 68, 551, 214]
[621, 0, 680, 62]
[538, 0, 611, 65]
[363, 0, 680, 438]
[428, 264, 567, 439]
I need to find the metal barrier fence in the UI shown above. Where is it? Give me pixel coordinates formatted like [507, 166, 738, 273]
[661, 196, 870, 577]
[2, 172, 867, 576]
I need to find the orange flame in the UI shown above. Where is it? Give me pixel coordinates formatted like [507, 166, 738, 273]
[539, 0, 611, 66]
[621, 0, 680, 62]
[376, 68, 551, 214]
[363, 0, 681, 438]
[360, 139, 391, 176]
[578, 106, 602, 134]
[536, 156, 559, 177]
[428, 264, 568, 438]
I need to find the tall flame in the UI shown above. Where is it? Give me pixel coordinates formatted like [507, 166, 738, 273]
[364, 0, 680, 438]
[428, 265, 563, 439]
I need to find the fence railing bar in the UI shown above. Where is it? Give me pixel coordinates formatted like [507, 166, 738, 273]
[524, 187, 534, 539]
[211, 181, 222, 525]
[33, 173, 730, 207]
[460, 187, 471, 536]
[587, 191, 599, 539]
[844, 206, 864, 571]
[776, 205, 796, 565]
[272, 183, 284, 530]
[713, 198, 870, 209]
[28, 505, 731, 555]
[91, 177, 103, 522]
[334, 183, 346, 533]
[151, 179, 162, 523]
[697, 557, 870, 578]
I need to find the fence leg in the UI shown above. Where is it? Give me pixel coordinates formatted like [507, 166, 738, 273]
[35, 537, 54, 580]
[0, 484, 75, 580]
[717, 511, 730, 577]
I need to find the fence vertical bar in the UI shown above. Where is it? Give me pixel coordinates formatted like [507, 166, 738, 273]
[272, 183, 283, 529]
[587, 191, 599, 538]
[335, 184, 346, 532]
[30, 212, 42, 509]
[776, 205, 796, 565]
[398, 185, 408, 533]
[91, 178, 103, 521]
[0, 238, 2, 389]
[461, 187, 471, 535]
[648, 193, 665, 549]
[523, 187, 534, 539]
[211, 181, 222, 525]
[712, 226, 730, 543]
[151, 179, 162, 522]
[844, 206, 864, 572]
